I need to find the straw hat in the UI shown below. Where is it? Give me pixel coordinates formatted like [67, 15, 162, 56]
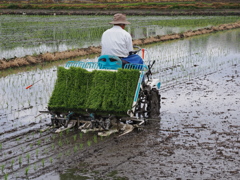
[109, 13, 131, 25]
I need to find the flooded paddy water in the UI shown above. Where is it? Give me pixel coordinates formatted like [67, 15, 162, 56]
[0, 15, 240, 179]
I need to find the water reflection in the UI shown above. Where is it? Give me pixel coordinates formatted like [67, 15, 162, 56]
[131, 25, 201, 39]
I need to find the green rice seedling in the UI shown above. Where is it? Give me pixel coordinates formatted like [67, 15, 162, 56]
[51, 144, 55, 150]
[36, 149, 39, 157]
[79, 143, 84, 149]
[51, 134, 56, 140]
[57, 153, 62, 159]
[34, 164, 37, 171]
[19, 156, 22, 165]
[41, 159, 45, 167]
[93, 135, 98, 143]
[26, 153, 30, 163]
[66, 129, 70, 135]
[73, 134, 77, 141]
[58, 140, 62, 147]
[1, 164, 5, 173]
[25, 166, 30, 176]
[11, 159, 14, 168]
[49, 157, 53, 164]
[4, 173, 8, 180]
[79, 132, 83, 139]
[48, 67, 139, 116]
[74, 145, 78, 153]
[28, 99, 31, 106]
[43, 147, 47, 154]
[0, 143, 2, 150]
[45, 148, 50, 154]
[87, 140, 92, 147]
[66, 150, 70, 156]
[65, 139, 69, 145]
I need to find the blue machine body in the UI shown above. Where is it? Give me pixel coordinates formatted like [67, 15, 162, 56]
[98, 55, 122, 70]
[65, 55, 147, 71]
[122, 54, 144, 65]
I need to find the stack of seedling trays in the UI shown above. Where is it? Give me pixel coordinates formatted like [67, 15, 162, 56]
[48, 67, 140, 116]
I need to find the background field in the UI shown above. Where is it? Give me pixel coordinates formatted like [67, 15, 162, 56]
[0, 0, 240, 10]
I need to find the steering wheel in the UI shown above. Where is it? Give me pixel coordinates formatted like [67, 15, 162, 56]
[129, 46, 141, 55]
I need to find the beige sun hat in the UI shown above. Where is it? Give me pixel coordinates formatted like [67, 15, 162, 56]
[109, 13, 131, 25]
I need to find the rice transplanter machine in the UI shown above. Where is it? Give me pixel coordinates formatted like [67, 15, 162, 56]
[40, 47, 161, 136]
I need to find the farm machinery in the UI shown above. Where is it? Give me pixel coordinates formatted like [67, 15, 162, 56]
[40, 47, 161, 136]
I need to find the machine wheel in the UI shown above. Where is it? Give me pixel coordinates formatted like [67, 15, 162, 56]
[148, 88, 161, 118]
[135, 89, 148, 118]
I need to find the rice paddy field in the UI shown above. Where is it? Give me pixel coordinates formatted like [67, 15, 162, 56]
[0, 15, 240, 180]
[1, 15, 240, 60]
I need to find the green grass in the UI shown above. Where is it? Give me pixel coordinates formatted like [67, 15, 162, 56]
[25, 166, 30, 176]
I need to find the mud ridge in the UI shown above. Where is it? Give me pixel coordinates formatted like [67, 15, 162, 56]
[1, 21, 240, 70]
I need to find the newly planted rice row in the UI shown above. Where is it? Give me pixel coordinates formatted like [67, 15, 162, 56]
[0, 127, 107, 179]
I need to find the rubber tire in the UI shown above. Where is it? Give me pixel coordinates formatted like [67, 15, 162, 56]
[148, 89, 161, 118]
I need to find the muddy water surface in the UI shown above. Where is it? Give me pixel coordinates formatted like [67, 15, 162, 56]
[0, 29, 240, 179]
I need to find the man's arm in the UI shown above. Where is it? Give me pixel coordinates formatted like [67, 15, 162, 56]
[126, 33, 133, 53]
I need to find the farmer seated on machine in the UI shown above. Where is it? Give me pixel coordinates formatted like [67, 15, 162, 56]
[100, 13, 143, 67]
